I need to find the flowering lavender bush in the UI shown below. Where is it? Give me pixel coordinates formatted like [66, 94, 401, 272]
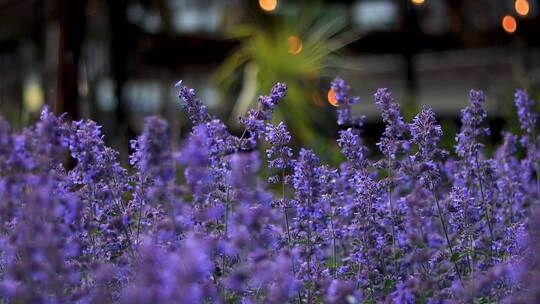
[1, 78, 540, 303]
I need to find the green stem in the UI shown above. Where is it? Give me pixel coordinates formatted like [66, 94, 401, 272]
[469, 234, 475, 277]
[330, 210, 337, 278]
[306, 197, 314, 304]
[280, 169, 302, 304]
[284, 209, 292, 247]
[474, 152, 495, 255]
[386, 156, 398, 276]
[281, 169, 292, 247]
[431, 181, 463, 283]
[535, 162, 540, 202]
[135, 190, 144, 248]
[462, 180, 474, 275]
[225, 185, 231, 238]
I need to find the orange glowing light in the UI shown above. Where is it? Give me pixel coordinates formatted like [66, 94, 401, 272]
[327, 89, 339, 107]
[411, 0, 425, 5]
[515, 0, 529, 16]
[502, 15, 517, 34]
[287, 35, 303, 55]
[259, 0, 277, 12]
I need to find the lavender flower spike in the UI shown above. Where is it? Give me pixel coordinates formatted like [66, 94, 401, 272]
[455, 89, 489, 158]
[375, 88, 407, 160]
[410, 106, 446, 186]
[515, 89, 537, 135]
[515, 89, 540, 201]
[176, 80, 211, 125]
[239, 82, 288, 148]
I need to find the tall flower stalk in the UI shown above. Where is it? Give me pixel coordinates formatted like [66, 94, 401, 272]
[410, 106, 462, 282]
[374, 88, 408, 278]
[515, 90, 539, 200]
[455, 90, 495, 260]
[265, 122, 294, 248]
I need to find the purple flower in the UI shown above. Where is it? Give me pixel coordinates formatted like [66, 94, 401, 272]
[337, 128, 368, 167]
[265, 122, 293, 183]
[229, 151, 261, 190]
[292, 149, 321, 205]
[515, 89, 537, 135]
[375, 88, 408, 160]
[455, 90, 489, 159]
[122, 235, 217, 304]
[176, 80, 211, 125]
[0, 177, 81, 303]
[448, 186, 478, 233]
[130, 116, 173, 184]
[1, 80, 540, 303]
[410, 106, 443, 159]
[331, 76, 363, 127]
[178, 124, 215, 205]
[494, 133, 528, 221]
[326, 279, 361, 303]
[514, 89, 539, 187]
[129, 117, 177, 245]
[67, 119, 127, 186]
[239, 83, 288, 148]
[409, 106, 447, 186]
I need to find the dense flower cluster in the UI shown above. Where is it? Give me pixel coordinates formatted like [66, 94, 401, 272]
[1, 77, 540, 303]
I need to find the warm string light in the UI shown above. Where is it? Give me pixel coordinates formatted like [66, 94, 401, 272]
[502, 15, 517, 34]
[259, 0, 277, 12]
[287, 35, 303, 55]
[327, 89, 339, 107]
[515, 0, 530, 16]
[23, 79, 44, 112]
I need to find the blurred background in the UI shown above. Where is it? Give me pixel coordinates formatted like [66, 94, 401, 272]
[1, 0, 539, 162]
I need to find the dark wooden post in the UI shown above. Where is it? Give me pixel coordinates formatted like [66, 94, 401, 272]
[46, 0, 85, 118]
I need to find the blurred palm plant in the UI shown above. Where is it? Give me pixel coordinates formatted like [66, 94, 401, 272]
[214, 2, 356, 144]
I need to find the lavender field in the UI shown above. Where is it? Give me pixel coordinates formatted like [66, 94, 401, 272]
[1, 77, 539, 303]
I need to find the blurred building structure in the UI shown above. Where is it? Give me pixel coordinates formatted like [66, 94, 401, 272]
[1, 0, 539, 152]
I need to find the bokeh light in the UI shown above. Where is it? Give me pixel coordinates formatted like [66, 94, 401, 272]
[327, 89, 338, 107]
[259, 0, 277, 12]
[287, 35, 303, 55]
[515, 0, 530, 16]
[23, 77, 44, 113]
[411, 0, 425, 5]
[502, 15, 517, 33]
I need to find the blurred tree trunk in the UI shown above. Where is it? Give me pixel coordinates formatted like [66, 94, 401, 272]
[46, 0, 85, 118]
[107, 0, 136, 163]
[107, 0, 128, 130]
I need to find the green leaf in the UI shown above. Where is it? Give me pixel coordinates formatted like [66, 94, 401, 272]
[213, 4, 358, 146]
[295, 239, 311, 245]
[383, 279, 395, 293]
[89, 227, 99, 237]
